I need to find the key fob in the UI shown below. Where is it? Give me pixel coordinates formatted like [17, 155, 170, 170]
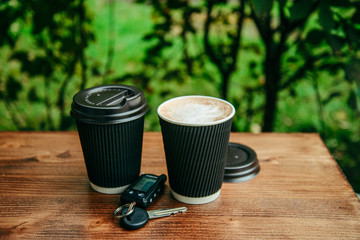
[121, 174, 167, 209]
[120, 207, 149, 230]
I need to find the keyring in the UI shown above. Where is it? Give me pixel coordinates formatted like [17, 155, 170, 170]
[113, 202, 136, 219]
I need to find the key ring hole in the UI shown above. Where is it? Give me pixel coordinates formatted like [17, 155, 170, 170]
[113, 202, 136, 219]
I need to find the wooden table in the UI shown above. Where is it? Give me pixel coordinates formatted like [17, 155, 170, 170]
[0, 132, 359, 239]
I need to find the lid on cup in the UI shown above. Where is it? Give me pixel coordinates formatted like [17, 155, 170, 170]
[71, 85, 149, 124]
[223, 143, 260, 183]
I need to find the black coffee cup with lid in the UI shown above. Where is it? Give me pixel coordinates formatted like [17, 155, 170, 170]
[71, 85, 148, 194]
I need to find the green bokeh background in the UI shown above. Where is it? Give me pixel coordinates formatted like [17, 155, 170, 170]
[0, 0, 359, 193]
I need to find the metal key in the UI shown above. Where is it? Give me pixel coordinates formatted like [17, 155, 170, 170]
[119, 206, 187, 230]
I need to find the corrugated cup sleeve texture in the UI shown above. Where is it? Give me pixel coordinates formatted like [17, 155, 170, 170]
[159, 118, 232, 198]
[76, 117, 144, 188]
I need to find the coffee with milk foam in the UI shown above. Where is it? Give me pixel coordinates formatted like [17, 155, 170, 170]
[158, 96, 233, 124]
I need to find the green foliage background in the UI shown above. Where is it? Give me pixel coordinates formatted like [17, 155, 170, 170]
[0, 0, 359, 193]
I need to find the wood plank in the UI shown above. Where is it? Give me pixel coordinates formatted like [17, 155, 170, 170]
[0, 132, 359, 239]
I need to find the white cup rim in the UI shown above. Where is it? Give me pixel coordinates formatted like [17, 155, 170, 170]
[170, 188, 221, 204]
[157, 95, 235, 127]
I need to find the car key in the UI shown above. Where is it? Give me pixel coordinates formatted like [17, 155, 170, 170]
[119, 206, 187, 230]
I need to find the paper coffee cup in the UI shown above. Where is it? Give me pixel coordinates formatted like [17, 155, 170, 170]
[158, 96, 235, 204]
[71, 85, 148, 194]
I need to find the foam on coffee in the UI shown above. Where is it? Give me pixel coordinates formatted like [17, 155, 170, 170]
[158, 96, 234, 125]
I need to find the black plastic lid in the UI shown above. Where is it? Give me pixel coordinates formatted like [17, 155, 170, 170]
[71, 85, 149, 124]
[224, 142, 260, 183]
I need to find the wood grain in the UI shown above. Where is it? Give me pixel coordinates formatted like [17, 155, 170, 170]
[0, 132, 359, 239]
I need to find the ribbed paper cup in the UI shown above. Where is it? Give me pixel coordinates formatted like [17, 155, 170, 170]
[75, 118, 144, 194]
[158, 96, 235, 204]
[71, 85, 148, 194]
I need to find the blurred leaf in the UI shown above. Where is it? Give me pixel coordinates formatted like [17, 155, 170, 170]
[5, 77, 22, 101]
[251, 0, 273, 18]
[318, 3, 335, 32]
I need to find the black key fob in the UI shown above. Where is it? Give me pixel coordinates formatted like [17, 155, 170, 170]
[121, 174, 167, 209]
